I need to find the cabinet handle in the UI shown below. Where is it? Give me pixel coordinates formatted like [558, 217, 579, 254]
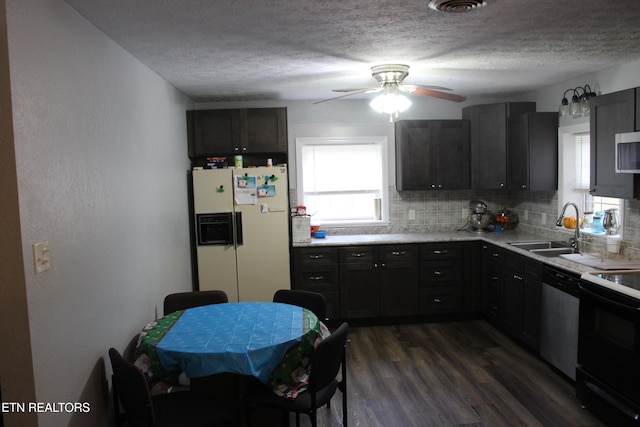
[513, 274, 523, 280]
[434, 270, 447, 276]
[500, 183, 505, 188]
[234, 147, 239, 152]
[492, 253, 499, 257]
[391, 251, 406, 256]
[308, 254, 325, 260]
[309, 275, 324, 281]
[350, 252, 367, 258]
[433, 298, 442, 304]
[431, 184, 436, 188]
[242, 147, 247, 152]
[521, 185, 527, 189]
[380, 263, 386, 269]
[433, 250, 448, 255]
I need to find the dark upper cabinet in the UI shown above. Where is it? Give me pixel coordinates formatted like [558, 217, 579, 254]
[395, 120, 470, 190]
[463, 102, 536, 190]
[187, 107, 287, 158]
[507, 112, 558, 191]
[590, 88, 640, 198]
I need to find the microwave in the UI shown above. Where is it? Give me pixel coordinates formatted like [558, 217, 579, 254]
[615, 131, 640, 173]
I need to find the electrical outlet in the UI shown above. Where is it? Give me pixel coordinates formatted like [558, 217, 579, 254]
[523, 210, 529, 221]
[33, 240, 50, 274]
[408, 209, 416, 220]
[541, 212, 546, 225]
[462, 208, 469, 219]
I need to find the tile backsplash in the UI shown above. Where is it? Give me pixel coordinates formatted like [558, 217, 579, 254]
[291, 188, 640, 248]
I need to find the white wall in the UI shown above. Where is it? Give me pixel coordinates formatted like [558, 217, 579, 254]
[5, 0, 194, 425]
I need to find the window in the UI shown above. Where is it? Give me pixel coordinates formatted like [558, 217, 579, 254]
[560, 124, 623, 236]
[296, 136, 388, 225]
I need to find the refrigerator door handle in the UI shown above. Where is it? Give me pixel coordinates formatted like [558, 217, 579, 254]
[235, 212, 243, 245]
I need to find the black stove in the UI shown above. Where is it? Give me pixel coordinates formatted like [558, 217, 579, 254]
[581, 270, 640, 301]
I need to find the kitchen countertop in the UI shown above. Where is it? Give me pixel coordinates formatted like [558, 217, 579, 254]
[293, 230, 598, 276]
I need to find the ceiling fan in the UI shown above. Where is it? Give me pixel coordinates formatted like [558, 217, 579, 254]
[314, 64, 466, 121]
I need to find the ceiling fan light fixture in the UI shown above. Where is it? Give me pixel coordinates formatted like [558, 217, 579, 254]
[370, 91, 412, 122]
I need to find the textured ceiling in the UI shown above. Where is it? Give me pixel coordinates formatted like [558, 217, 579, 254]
[64, 0, 640, 103]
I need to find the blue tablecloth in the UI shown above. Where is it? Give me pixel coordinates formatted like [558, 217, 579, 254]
[153, 302, 320, 384]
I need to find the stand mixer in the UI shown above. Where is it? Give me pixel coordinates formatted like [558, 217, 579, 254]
[468, 200, 491, 233]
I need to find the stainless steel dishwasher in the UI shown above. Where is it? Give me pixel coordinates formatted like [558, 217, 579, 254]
[540, 266, 580, 380]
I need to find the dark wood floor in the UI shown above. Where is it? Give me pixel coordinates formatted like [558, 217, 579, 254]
[290, 320, 607, 427]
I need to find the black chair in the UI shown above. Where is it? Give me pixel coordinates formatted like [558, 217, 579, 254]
[109, 347, 231, 427]
[163, 290, 228, 315]
[273, 289, 327, 321]
[246, 322, 348, 427]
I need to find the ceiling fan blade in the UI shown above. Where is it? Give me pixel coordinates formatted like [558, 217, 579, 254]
[313, 89, 379, 104]
[332, 87, 382, 93]
[411, 86, 467, 103]
[400, 84, 453, 92]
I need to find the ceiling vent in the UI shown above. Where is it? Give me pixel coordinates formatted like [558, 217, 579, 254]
[428, 0, 490, 12]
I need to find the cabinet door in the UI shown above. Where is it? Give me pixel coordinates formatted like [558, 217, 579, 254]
[509, 112, 558, 191]
[508, 113, 530, 190]
[379, 245, 419, 316]
[465, 103, 508, 189]
[395, 120, 437, 190]
[502, 266, 524, 337]
[187, 109, 242, 157]
[521, 274, 541, 351]
[395, 120, 469, 190]
[436, 120, 470, 189]
[339, 247, 379, 318]
[464, 102, 535, 190]
[243, 108, 287, 153]
[590, 88, 638, 198]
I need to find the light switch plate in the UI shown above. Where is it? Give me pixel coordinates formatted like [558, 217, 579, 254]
[33, 240, 50, 274]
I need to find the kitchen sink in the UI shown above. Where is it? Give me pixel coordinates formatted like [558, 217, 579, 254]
[529, 247, 576, 257]
[508, 241, 576, 257]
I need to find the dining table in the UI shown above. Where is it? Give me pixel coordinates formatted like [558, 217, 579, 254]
[134, 301, 326, 400]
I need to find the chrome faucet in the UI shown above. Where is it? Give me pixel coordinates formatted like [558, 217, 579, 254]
[556, 202, 580, 252]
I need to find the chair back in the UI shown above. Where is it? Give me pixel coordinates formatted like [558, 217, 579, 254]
[109, 347, 154, 427]
[273, 289, 327, 320]
[308, 322, 348, 392]
[163, 290, 228, 315]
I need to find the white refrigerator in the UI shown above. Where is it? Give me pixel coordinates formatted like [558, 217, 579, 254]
[192, 166, 291, 302]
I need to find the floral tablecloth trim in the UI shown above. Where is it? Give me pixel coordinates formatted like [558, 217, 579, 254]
[269, 317, 331, 399]
[134, 310, 185, 395]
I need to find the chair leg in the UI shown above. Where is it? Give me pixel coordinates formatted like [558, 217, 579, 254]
[310, 408, 317, 427]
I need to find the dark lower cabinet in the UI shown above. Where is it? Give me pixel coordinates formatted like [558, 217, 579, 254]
[481, 243, 502, 324]
[291, 247, 340, 319]
[419, 242, 463, 314]
[499, 251, 542, 352]
[339, 245, 419, 319]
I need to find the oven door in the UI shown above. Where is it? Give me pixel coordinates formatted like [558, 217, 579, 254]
[578, 280, 640, 404]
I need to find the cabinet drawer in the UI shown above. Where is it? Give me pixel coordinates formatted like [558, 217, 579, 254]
[421, 287, 462, 314]
[295, 270, 339, 292]
[420, 260, 462, 286]
[420, 243, 461, 260]
[340, 247, 375, 269]
[294, 247, 338, 271]
[380, 245, 418, 269]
